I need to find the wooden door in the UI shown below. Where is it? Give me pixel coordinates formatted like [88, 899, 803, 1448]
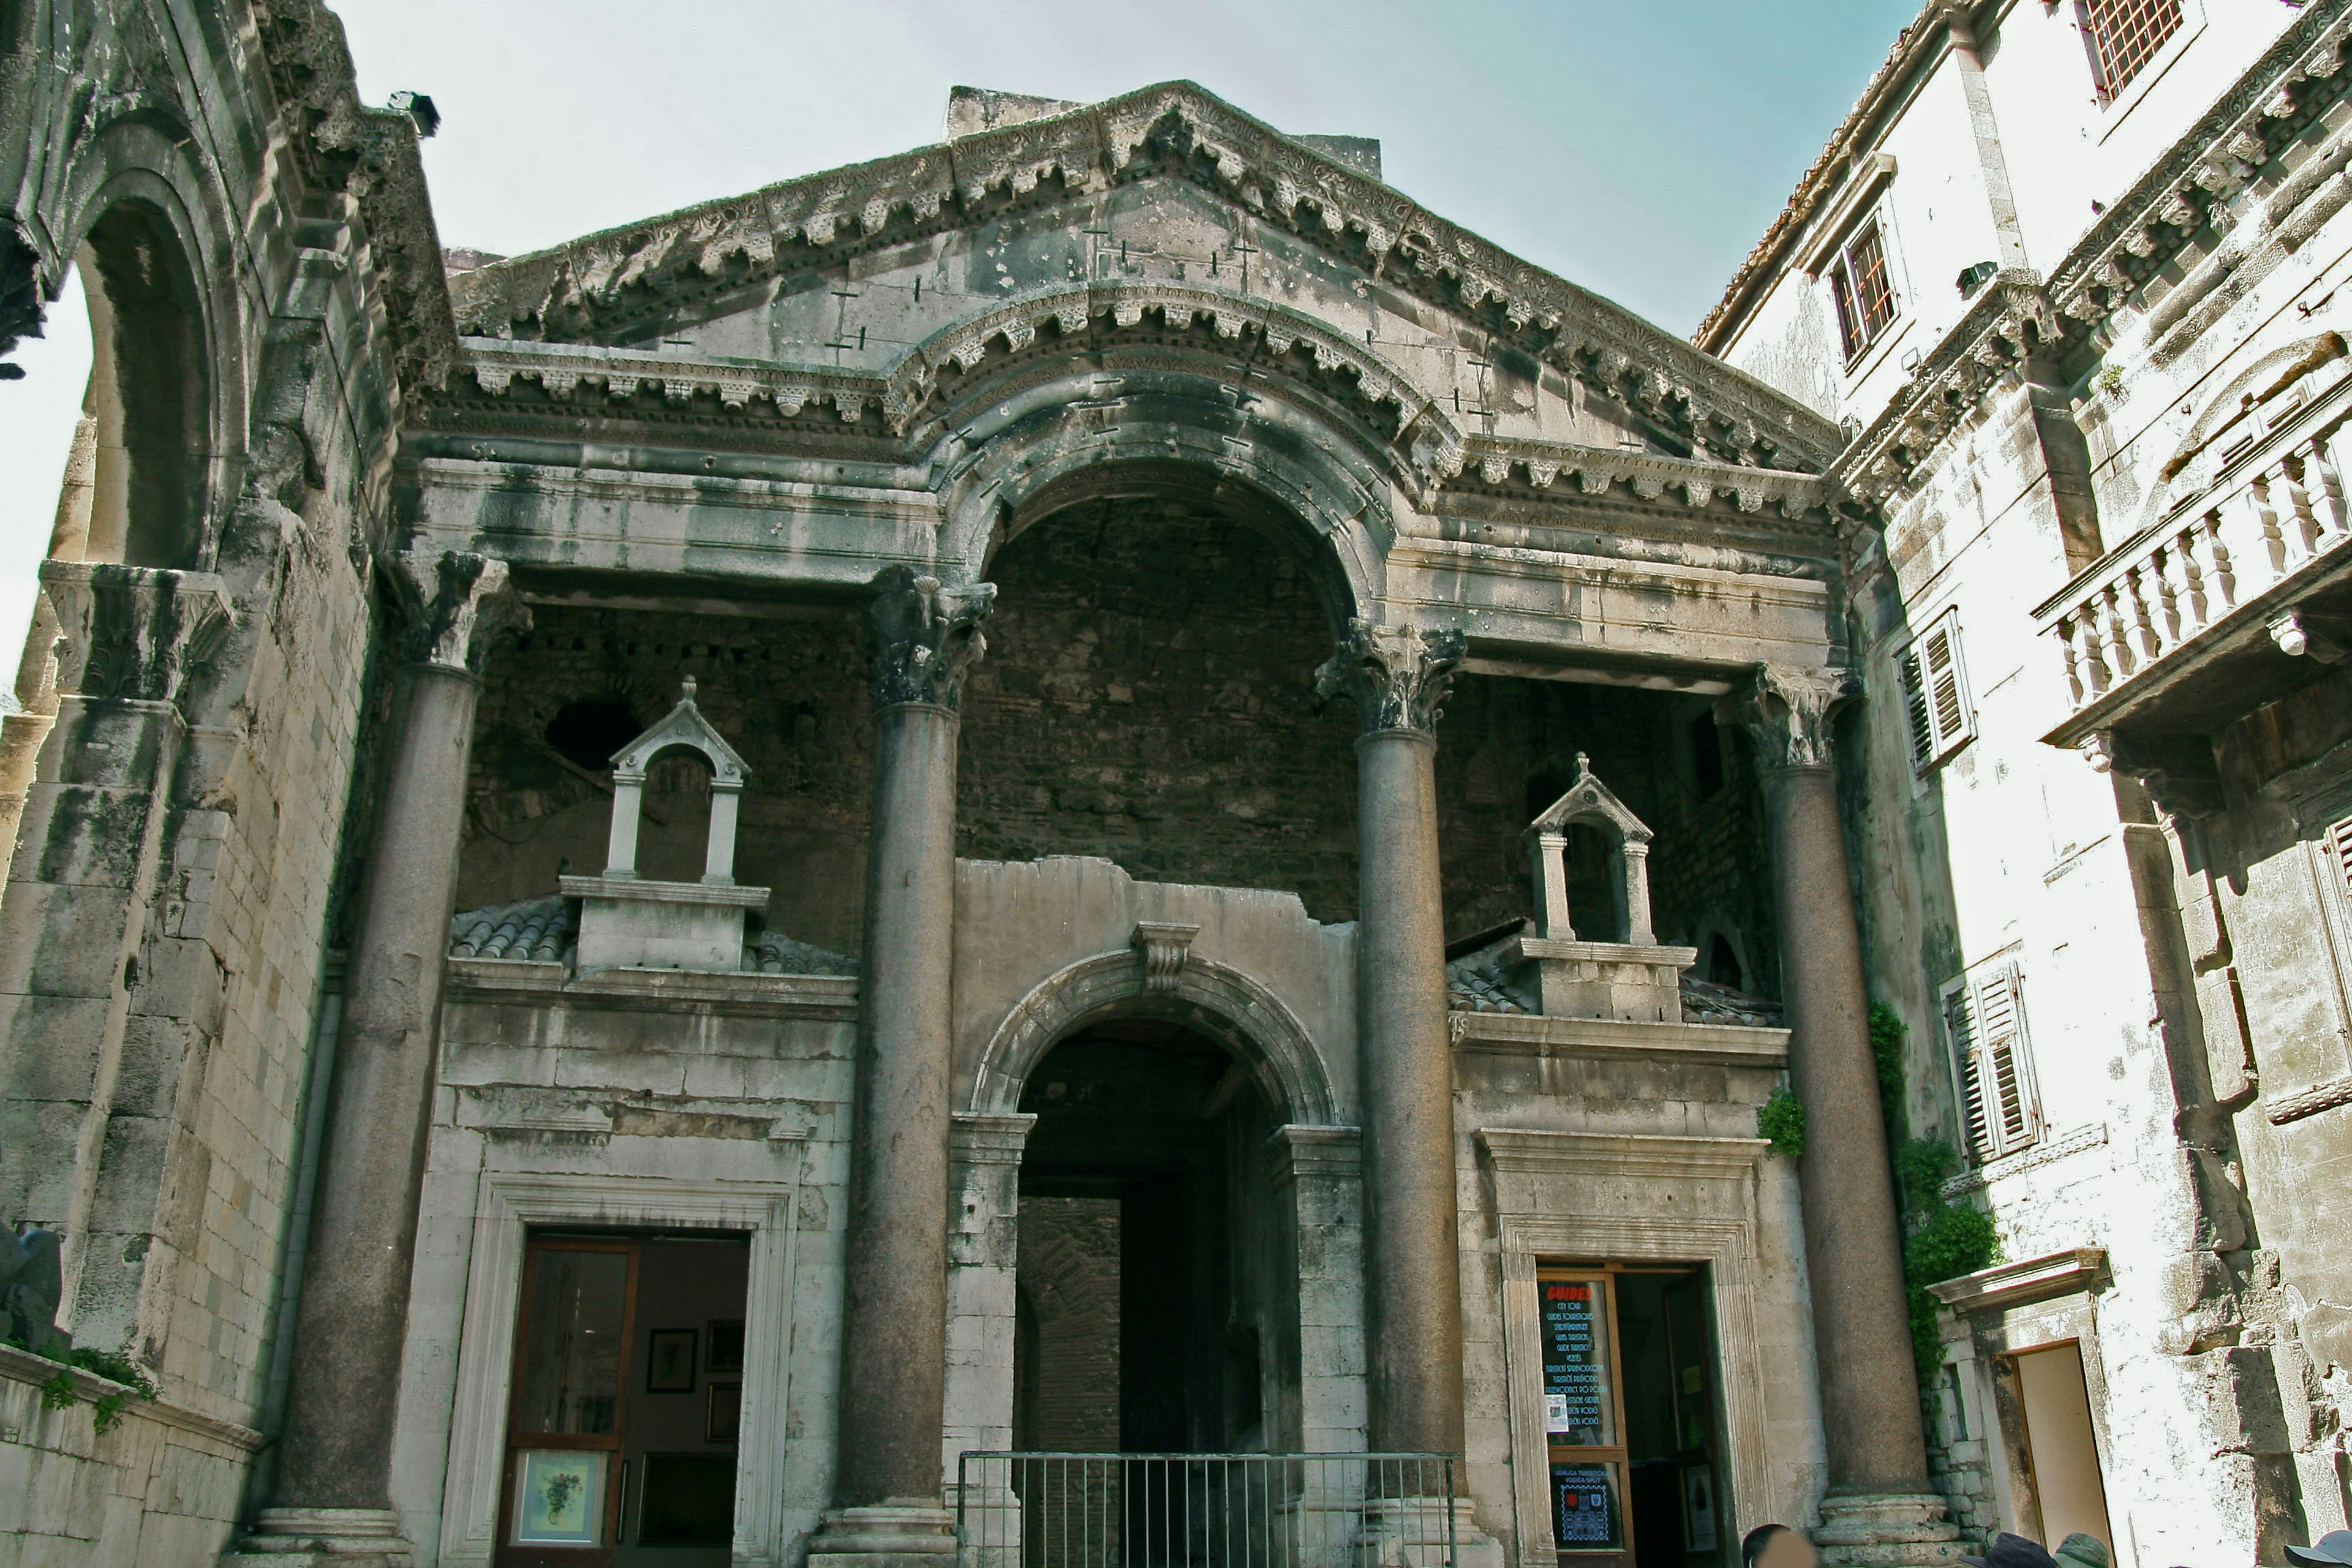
[1539, 1267, 1632, 1568]
[497, 1237, 640, 1567]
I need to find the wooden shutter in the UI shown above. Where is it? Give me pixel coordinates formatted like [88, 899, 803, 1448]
[1950, 965, 2038, 1163]
[1899, 611, 1973, 772]
[2328, 815, 2352, 899]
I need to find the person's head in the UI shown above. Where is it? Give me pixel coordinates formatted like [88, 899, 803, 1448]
[1743, 1525, 1817, 1568]
[2052, 1534, 2110, 1568]
[2286, 1531, 2352, 1567]
[1961, 1533, 2059, 1568]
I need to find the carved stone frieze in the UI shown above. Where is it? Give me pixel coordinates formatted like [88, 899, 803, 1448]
[869, 566, 996, 709]
[443, 83, 1837, 472]
[1314, 619, 1466, 734]
[38, 562, 235, 706]
[1718, 662, 1856, 772]
[395, 549, 529, 672]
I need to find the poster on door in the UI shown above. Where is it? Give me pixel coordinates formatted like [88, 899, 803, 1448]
[1540, 1280, 1607, 1442]
[1551, 1462, 1616, 1548]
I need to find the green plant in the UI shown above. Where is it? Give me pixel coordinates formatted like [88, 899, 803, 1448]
[1904, 1196, 1999, 1375]
[19, 1336, 157, 1435]
[1758, 1086, 1807, 1157]
[1869, 1001, 1910, 1147]
[2091, 365, 2125, 398]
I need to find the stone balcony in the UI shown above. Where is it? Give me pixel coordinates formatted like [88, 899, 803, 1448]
[2037, 356, 2352, 758]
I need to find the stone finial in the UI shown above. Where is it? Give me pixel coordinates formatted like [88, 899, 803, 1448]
[1526, 755, 1656, 944]
[37, 560, 233, 705]
[1131, 921, 1201, 992]
[396, 549, 529, 673]
[1314, 619, 1466, 734]
[1718, 662, 1856, 772]
[869, 566, 996, 710]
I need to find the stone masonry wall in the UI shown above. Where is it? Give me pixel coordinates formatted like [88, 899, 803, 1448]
[460, 605, 873, 952]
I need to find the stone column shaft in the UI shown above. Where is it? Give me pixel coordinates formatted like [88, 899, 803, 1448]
[818, 569, 992, 1567]
[260, 553, 522, 1555]
[1318, 620, 1467, 1459]
[1727, 666, 1955, 1565]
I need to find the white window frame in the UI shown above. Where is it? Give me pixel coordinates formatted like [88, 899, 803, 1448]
[1896, 606, 1977, 774]
[1943, 962, 2043, 1165]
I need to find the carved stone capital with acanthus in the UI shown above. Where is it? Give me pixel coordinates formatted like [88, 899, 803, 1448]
[1314, 619, 1466, 735]
[869, 566, 996, 710]
[38, 560, 235, 707]
[397, 550, 529, 673]
[1719, 663, 1858, 772]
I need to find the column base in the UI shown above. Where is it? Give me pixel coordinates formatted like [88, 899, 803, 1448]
[1355, 1494, 1505, 1568]
[221, 1507, 413, 1566]
[1812, 1491, 1964, 1568]
[807, 1503, 959, 1568]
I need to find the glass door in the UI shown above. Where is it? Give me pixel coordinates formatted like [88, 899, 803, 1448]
[1539, 1268, 1630, 1567]
[499, 1238, 639, 1567]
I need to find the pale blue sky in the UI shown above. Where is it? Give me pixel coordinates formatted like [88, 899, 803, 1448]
[0, 1, 1911, 681]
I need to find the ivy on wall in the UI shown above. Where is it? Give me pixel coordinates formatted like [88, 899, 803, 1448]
[1872, 1001, 2000, 1377]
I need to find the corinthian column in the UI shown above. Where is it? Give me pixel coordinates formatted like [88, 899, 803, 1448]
[813, 568, 993, 1568]
[1721, 665, 1958, 1565]
[243, 552, 524, 1566]
[1315, 620, 1468, 1461]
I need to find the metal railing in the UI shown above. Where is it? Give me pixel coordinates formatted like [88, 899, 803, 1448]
[953, 1452, 1460, 1568]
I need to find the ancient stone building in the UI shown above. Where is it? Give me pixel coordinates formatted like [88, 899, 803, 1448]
[1, 2, 2345, 1567]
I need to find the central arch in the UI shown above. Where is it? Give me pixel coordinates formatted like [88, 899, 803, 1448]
[970, 947, 1340, 1127]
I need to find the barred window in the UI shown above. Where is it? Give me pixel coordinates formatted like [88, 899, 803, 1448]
[1896, 609, 1975, 772]
[1947, 964, 2040, 1164]
[1830, 220, 1899, 361]
[2081, 0, 2185, 100]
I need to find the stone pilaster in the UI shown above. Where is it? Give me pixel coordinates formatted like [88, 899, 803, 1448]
[1315, 619, 1468, 1460]
[0, 564, 232, 1343]
[1721, 664, 1960, 1565]
[815, 568, 993, 1568]
[237, 552, 524, 1568]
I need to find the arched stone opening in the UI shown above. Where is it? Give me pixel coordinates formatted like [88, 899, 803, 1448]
[954, 466, 1366, 920]
[72, 200, 213, 570]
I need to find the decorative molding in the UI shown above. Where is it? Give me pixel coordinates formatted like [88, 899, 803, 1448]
[38, 562, 233, 705]
[1455, 432, 1833, 521]
[869, 566, 995, 710]
[1928, 1248, 2108, 1316]
[445, 83, 1837, 471]
[1265, 1123, 1363, 1183]
[1719, 662, 1856, 772]
[1479, 1127, 1771, 1184]
[1450, 1011, 1788, 1067]
[394, 549, 528, 673]
[438, 1162, 804, 1568]
[969, 948, 1338, 1126]
[949, 1112, 1038, 1167]
[2269, 1072, 2352, 1125]
[1130, 921, 1200, 992]
[1314, 619, 1465, 734]
[0, 1343, 263, 1450]
[1939, 1121, 2109, 1197]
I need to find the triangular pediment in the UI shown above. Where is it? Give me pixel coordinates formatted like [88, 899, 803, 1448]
[448, 81, 1839, 475]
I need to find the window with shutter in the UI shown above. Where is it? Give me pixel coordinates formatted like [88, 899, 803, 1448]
[1896, 609, 1975, 773]
[1947, 965, 2040, 1164]
[2328, 815, 2352, 900]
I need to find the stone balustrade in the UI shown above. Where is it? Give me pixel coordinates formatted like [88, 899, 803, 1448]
[2039, 379, 2352, 726]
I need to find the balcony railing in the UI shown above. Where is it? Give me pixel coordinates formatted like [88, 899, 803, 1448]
[2038, 375, 2352, 738]
[952, 1452, 1462, 1568]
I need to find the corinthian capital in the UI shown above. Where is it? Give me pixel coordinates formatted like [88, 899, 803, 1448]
[398, 550, 529, 673]
[1720, 663, 1857, 772]
[869, 566, 996, 709]
[38, 561, 234, 706]
[1314, 619, 1466, 734]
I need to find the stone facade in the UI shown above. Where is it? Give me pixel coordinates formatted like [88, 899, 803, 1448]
[6, 5, 2327, 1568]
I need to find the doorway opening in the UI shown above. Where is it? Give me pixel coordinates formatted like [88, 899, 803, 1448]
[1539, 1262, 1730, 1568]
[498, 1230, 750, 1568]
[2002, 1341, 2114, 1553]
[1011, 1016, 1287, 1556]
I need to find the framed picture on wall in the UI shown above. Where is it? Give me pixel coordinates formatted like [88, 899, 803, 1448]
[706, 1319, 745, 1376]
[647, 1329, 697, 1393]
[706, 1382, 742, 1444]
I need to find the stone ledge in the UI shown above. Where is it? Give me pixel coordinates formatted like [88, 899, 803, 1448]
[1478, 1127, 1771, 1182]
[559, 873, 770, 908]
[0, 1342, 263, 1450]
[1937, 1122, 2107, 1197]
[1450, 1010, 1788, 1066]
[446, 956, 858, 1016]
[1928, 1248, 2108, 1317]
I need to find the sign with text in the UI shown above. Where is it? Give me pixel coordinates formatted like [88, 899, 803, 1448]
[1551, 1461, 1618, 1549]
[1540, 1279, 1610, 1444]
